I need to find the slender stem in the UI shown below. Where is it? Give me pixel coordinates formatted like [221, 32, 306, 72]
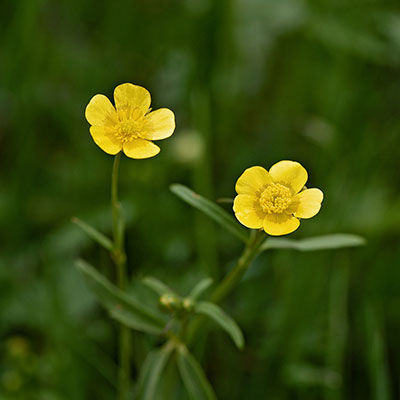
[186, 230, 266, 346]
[210, 230, 265, 304]
[179, 316, 189, 342]
[111, 152, 130, 400]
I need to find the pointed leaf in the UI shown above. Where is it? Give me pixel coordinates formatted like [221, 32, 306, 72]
[170, 184, 248, 243]
[110, 308, 165, 336]
[194, 301, 244, 349]
[260, 233, 366, 252]
[216, 198, 234, 204]
[75, 259, 165, 335]
[143, 276, 177, 297]
[136, 344, 174, 400]
[177, 345, 217, 400]
[188, 278, 213, 301]
[72, 217, 113, 251]
[136, 351, 158, 399]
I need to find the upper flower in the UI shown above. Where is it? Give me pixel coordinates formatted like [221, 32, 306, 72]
[85, 83, 175, 159]
[233, 161, 323, 236]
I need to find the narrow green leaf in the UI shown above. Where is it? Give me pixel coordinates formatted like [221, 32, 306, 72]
[136, 351, 158, 399]
[260, 233, 366, 252]
[136, 344, 174, 400]
[72, 216, 113, 251]
[194, 301, 244, 349]
[143, 276, 177, 297]
[188, 278, 213, 301]
[177, 345, 217, 400]
[110, 308, 165, 336]
[364, 304, 392, 400]
[170, 184, 248, 243]
[216, 198, 234, 204]
[75, 259, 165, 335]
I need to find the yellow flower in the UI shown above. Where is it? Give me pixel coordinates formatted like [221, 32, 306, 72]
[85, 83, 175, 159]
[233, 161, 323, 236]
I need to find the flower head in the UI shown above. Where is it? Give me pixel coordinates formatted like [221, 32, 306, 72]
[85, 83, 175, 159]
[233, 161, 323, 236]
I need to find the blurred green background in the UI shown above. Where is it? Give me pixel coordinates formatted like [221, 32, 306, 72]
[1, 0, 400, 398]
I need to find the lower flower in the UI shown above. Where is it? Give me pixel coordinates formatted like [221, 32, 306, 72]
[233, 161, 323, 236]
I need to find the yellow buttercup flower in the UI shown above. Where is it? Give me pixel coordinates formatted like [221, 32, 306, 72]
[85, 83, 175, 159]
[233, 161, 323, 236]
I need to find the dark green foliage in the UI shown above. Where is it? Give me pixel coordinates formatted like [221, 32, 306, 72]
[1, 0, 400, 399]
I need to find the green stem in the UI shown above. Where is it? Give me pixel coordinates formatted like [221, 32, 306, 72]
[210, 230, 265, 304]
[179, 315, 189, 341]
[186, 230, 265, 346]
[111, 152, 131, 400]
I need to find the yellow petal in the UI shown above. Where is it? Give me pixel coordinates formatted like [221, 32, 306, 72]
[293, 188, 323, 219]
[233, 195, 265, 229]
[141, 108, 176, 140]
[90, 126, 122, 155]
[122, 139, 160, 159]
[85, 94, 117, 126]
[114, 83, 151, 114]
[235, 166, 273, 196]
[269, 160, 308, 194]
[263, 213, 300, 236]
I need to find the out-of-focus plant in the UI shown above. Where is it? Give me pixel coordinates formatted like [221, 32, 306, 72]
[74, 83, 365, 400]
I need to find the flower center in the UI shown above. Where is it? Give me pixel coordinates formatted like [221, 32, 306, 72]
[259, 183, 292, 213]
[115, 120, 141, 142]
[115, 108, 145, 142]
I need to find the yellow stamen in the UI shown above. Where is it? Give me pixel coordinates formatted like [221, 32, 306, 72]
[259, 183, 292, 213]
[115, 108, 145, 142]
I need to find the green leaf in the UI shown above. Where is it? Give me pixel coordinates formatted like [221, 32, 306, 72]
[260, 233, 366, 252]
[170, 184, 248, 243]
[72, 216, 113, 251]
[143, 276, 177, 297]
[216, 198, 234, 204]
[75, 259, 165, 335]
[194, 301, 244, 349]
[177, 345, 217, 400]
[136, 344, 174, 400]
[188, 278, 213, 301]
[110, 308, 165, 336]
[136, 351, 158, 399]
